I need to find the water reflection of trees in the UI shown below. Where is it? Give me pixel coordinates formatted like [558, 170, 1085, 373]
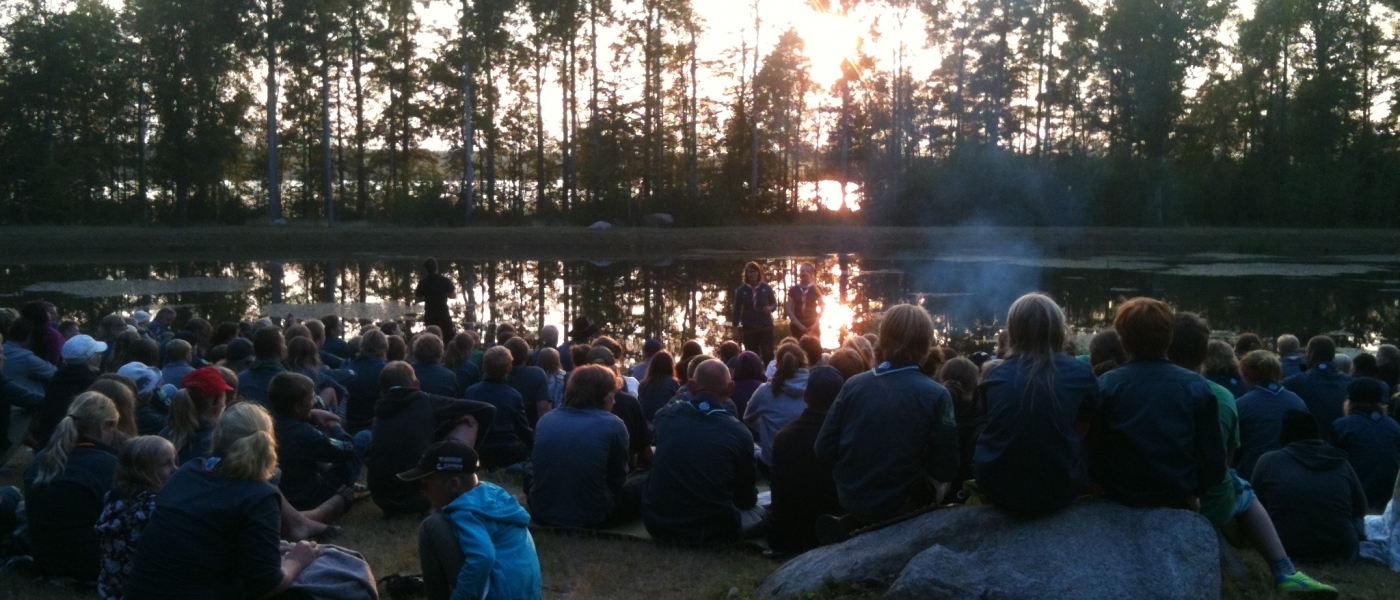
[5, 258, 1400, 358]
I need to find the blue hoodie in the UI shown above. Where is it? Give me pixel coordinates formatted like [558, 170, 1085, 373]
[443, 481, 542, 600]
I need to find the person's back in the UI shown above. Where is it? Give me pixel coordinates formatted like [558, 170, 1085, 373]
[368, 382, 495, 517]
[235, 349, 285, 407]
[529, 406, 629, 527]
[767, 366, 844, 554]
[1281, 337, 1351, 440]
[975, 353, 1099, 515]
[506, 364, 550, 424]
[162, 360, 195, 389]
[744, 368, 809, 468]
[1252, 413, 1368, 562]
[412, 361, 462, 398]
[467, 378, 530, 468]
[24, 440, 117, 581]
[1235, 381, 1309, 480]
[1332, 410, 1400, 512]
[637, 376, 680, 421]
[456, 359, 482, 391]
[3, 338, 54, 395]
[815, 365, 958, 521]
[1205, 372, 1248, 399]
[124, 460, 283, 599]
[35, 361, 99, 447]
[1091, 358, 1225, 508]
[644, 395, 758, 545]
[342, 354, 388, 433]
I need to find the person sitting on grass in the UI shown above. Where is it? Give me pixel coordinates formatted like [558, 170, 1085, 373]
[815, 304, 958, 542]
[268, 372, 359, 514]
[161, 339, 196, 388]
[538, 348, 567, 410]
[767, 366, 845, 555]
[1331, 378, 1400, 512]
[1254, 410, 1369, 563]
[587, 345, 653, 470]
[236, 327, 288, 407]
[161, 367, 233, 464]
[1278, 334, 1306, 379]
[1235, 350, 1308, 481]
[123, 402, 322, 599]
[404, 441, 543, 600]
[368, 361, 496, 518]
[411, 334, 463, 399]
[974, 293, 1100, 516]
[530, 365, 643, 528]
[1281, 335, 1353, 441]
[467, 346, 533, 470]
[636, 350, 679, 421]
[342, 329, 390, 435]
[505, 336, 552, 426]
[644, 359, 765, 546]
[34, 334, 106, 449]
[744, 344, 810, 475]
[1203, 340, 1248, 399]
[96, 435, 179, 600]
[24, 391, 120, 584]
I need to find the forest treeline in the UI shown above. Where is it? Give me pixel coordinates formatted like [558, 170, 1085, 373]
[0, 0, 1397, 228]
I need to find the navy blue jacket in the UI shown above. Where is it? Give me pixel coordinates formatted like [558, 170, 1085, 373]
[272, 415, 357, 510]
[23, 438, 117, 582]
[341, 355, 388, 433]
[455, 360, 483, 392]
[816, 362, 959, 521]
[35, 363, 99, 449]
[1281, 363, 1352, 441]
[1205, 372, 1248, 398]
[732, 282, 776, 329]
[1253, 440, 1368, 562]
[1235, 381, 1309, 481]
[367, 387, 496, 517]
[643, 395, 757, 545]
[124, 459, 284, 600]
[1280, 353, 1307, 379]
[236, 359, 285, 407]
[507, 365, 552, 425]
[1088, 358, 1226, 509]
[466, 378, 533, 459]
[530, 407, 630, 527]
[975, 354, 1099, 515]
[1332, 411, 1400, 512]
[411, 361, 463, 398]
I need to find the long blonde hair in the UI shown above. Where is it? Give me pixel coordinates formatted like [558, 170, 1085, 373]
[211, 403, 278, 481]
[167, 387, 224, 454]
[34, 392, 118, 485]
[117, 436, 176, 492]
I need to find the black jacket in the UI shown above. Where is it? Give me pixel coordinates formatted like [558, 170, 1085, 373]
[1253, 440, 1367, 562]
[643, 395, 758, 546]
[34, 363, 99, 448]
[367, 387, 495, 516]
[273, 415, 356, 510]
[767, 408, 840, 553]
[23, 437, 117, 581]
[1331, 411, 1400, 512]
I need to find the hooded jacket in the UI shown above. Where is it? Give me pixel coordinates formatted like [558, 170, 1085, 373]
[367, 388, 495, 517]
[1252, 440, 1367, 562]
[730, 352, 767, 418]
[442, 482, 542, 600]
[1235, 381, 1308, 481]
[743, 368, 809, 466]
[1332, 411, 1400, 512]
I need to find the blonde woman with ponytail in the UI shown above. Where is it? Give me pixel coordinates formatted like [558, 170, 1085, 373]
[744, 344, 810, 471]
[124, 402, 321, 599]
[160, 367, 233, 464]
[23, 391, 120, 583]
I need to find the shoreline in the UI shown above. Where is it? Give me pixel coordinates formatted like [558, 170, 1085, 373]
[4, 225, 1400, 264]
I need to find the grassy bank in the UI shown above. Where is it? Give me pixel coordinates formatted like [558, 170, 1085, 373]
[6, 224, 1400, 264]
[2, 448, 1397, 599]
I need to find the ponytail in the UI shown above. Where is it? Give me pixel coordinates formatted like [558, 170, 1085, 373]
[166, 389, 201, 453]
[34, 392, 118, 485]
[771, 345, 808, 393]
[212, 403, 278, 481]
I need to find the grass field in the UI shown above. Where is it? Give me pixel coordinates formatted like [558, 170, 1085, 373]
[2, 447, 1398, 600]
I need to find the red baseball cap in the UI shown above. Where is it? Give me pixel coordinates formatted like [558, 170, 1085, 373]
[183, 367, 234, 398]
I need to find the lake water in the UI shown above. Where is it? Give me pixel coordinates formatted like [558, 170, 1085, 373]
[4, 252, 1400, 358]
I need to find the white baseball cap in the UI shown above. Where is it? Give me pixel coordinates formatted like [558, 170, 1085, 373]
[61, 335, 108, 362]
[117, 362, 163, 397]
[133, 310, 151, 324]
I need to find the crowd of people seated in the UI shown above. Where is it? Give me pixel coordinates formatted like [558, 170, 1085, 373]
[1, 258, 1398, 599]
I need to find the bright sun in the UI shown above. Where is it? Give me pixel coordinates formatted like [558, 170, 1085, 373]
[792, 10, 862, 89]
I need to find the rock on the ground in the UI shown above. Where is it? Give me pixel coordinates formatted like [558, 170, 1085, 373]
[758, 499, 1220, 600]
[587, 221, 612, 230]
[644, 213, 675, 227]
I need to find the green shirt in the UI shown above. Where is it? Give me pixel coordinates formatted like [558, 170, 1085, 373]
[1199, 380, 1242, 527]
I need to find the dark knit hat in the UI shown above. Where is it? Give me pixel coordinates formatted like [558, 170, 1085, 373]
[805, 366, 845, 410]
[225, 338, 255, 363]
[1348, 377, 1389, 406]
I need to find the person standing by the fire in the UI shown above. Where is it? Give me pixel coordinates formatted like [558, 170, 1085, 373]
[416, 258, 456, 337]
[733, 262, 777, 363]
[786, 263, 824, 339]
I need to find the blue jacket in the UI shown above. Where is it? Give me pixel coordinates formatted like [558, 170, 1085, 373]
[529, 407, 629, 527]
[1205, 372, 1248, 399]
[506, 366, 551, 425]
[236, 359, 285, 407]
[161, 360, 195, 388]
[1235, 381, 1309, 481]
[442, 482, 542, 600]
[643, 395, 758, 545]
[743, 369, 809, 467]
[456, 361, 483, 392]
[815, 361, 959, 521]
[732, 283, 776, 329]
[1088, 358, 1226, 509]
[974, 354, 1100, 515]
[3, 341, 54, 396]
[413, 361, 463, 398]
[341, 356, 388, 433]
[1280, 353, 1307, 379]
[1331, 411, 1400, 512]
[1281, 363, 1352, 441]
[466, 379, 532, 456]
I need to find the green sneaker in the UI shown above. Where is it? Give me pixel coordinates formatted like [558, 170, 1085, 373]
[1275, 571, 1338, 598]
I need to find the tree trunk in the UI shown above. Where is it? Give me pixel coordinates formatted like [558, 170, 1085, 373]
[266, 0, 281, 221]
[322, 47, 335, 226]
[462, 0, 475, 220]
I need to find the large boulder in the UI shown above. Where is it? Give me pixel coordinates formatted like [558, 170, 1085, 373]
[758, 499, 1220, 600]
